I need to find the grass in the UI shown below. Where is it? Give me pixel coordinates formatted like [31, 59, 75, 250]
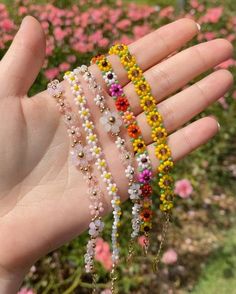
[191, 226, 236, 294]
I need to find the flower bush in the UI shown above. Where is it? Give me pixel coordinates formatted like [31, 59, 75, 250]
[1, 0, 235, 293]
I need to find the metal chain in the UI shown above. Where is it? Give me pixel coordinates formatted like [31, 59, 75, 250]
[152, 213, 170, 273]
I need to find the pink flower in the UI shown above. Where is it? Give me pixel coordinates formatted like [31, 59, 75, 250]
[95, 238, 112, 271]
[67, 55, 76, 63]
[200, 7, 223, 23]
[116, 19, 131, 30]
[18, 6, 28, 15]
[1, 19, 15, 31]
[101, 290, 112, 294]
[59, 62, 70, 72]
[174, 179, 193, 198]
[159, 6, 174, 18]
[17, 288, 36, 294]
[162, 249, 178, 265]
[204, 32, 216, 41]
[44, 67, 60, 80]
[138, 235, 148, 248]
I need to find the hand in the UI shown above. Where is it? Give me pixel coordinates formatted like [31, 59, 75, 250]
[0, 16, 233, 292]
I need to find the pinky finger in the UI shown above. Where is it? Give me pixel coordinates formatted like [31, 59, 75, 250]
[147, 116, 219, 167]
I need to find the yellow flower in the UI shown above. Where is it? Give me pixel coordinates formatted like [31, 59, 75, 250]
[109, 44, 128, 56]
[160, 189, 174, 202]
[120, 53, 136, 68]
[159, 175, 173, 189]
[133, 138, 146, 153]
[146, 110, 162, 127]
[155, 144, 171, 161]
[97, 57, 112, 72]
[127, 65, 143, 81]
[158, 160, 174, 174]
[141, 222, 152, 233]
[140, 95, 156, 112]
[134, 80, 151, 96]
[151, 126, 167, 144]
[160, 200, 173, 212]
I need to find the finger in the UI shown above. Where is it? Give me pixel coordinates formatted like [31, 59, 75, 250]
[136, 69, 233, 144]
[0, 16, 46, 97]
[147, 116, 219, 168]
[124, 38, 233, 114]
[91, 18, 199, 87]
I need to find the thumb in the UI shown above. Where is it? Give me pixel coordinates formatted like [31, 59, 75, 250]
[0, 16, 46, 97]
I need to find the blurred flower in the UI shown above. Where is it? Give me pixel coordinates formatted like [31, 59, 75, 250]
[174, 179, 193, 198]
[59, 62, 70, 72]
[216, 58, 235, 69]
[95, 238, 112, 271]
[200, 7, 223, 23]
[101, 290, 112, 294]
[17, 288, 36, 294]
[162, 249, 178, 265]
[218, 97, 229, 109]
[44, 67, 60, 80]
[159, 6, 174, 18]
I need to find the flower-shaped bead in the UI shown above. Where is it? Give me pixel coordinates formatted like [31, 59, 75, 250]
[135, 80, 151, 96]
[140, 95, 156, 112]
[109, 83, 123, 97]
[133, 138, 146, 153]
[115, 97, 129, 112]
[125, 165, 135, 180]
[100, 111, 122, 134]
[152, 126, 167, 144]
[141, 184, 153, 198]
[70, 144, 93, 167]
[128, 183, 142, 201]
[158, 160, 174, 174]
[146, 110, 162, 127]
[97, 57, 112, 71]
[88, 219, 104, 237]
[104, 71, 117, 85]
[138, 169, 152, 184]
[140, 209, 153, 222]
[127, 124, 141, 138]
[109, 44, 128, 56]
[122, 111, 135, 125]
[159, 175, 174, 189]
[136, 153, 151, 170]
[155, 144, 171, 161]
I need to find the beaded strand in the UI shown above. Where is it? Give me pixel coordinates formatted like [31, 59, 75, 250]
[109, 44, 175, 213]
[64, 71, 121, 292]
[91, 56, 154, 253]
[47, 80, 105, 279]
[74, 65, 149, 247]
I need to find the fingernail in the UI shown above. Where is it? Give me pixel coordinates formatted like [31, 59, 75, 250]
[217, 122, 221, 131]
[196, 23, 201, 31]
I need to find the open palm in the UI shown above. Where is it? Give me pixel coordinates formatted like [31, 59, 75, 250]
[0, 16, 233, 292]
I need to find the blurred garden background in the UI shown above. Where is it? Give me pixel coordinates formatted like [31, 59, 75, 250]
[0, 0, 236, 293]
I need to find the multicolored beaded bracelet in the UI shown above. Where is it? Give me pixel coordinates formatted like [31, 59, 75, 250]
[108, 44, 174, 268]
[47, 80, 105, 279]
[91, 56, 154, 251]
[109, 44, 174, 212]
[74, 65, 148, 249]
[64, 71, 121, 292]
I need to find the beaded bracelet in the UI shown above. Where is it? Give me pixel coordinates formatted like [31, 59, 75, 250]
[109, 44, 174, 212]
[108, 44, 174, 268]
[74, 65, 148, 250]
[64, 71, 121, 291]
[90, 57, 155, 252]
[47, 80, 105, 279]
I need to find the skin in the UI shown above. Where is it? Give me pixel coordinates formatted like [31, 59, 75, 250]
[0, 16, 233, 293]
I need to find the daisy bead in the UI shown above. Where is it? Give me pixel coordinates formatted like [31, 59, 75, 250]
[128, 183, 142, 200]
[91, 146, 102, 158]
[79, 107, 90, 120]
[95, 158, 107, 171]
[107, 183, 118, 196]
[94, 94, 105, 106]
[104, 71, 117, 85]
[115, 136, 125, 149]
[101, 171, 112, 183]
[88, 219, 104, 237]
[137, 153, 151, 170]
[125, 165, 135, 180]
